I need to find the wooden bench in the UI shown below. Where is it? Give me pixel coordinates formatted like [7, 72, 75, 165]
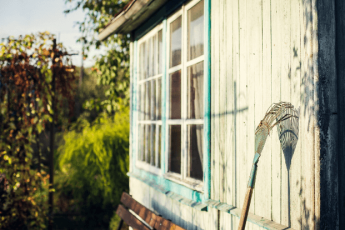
[116, 192, 186, 230]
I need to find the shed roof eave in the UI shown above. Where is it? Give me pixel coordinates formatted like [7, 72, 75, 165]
[98, 0, 167, 41]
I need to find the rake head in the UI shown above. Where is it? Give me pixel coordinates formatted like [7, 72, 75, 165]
[255, 102, 298, 155]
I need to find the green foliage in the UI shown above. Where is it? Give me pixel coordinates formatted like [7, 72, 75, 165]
[55, 109, 129, 228]
[73, 67, 109, 125]
[0, 32, 76, 229]
[65, 0, 131, 114]
[90, 42, 130, 113]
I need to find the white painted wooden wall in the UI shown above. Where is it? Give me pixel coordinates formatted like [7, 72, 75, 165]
[129, 0, 319, 229]
[210, 0, 317, 229]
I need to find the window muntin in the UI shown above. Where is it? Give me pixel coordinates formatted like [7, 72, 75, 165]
[166, 0, 204, 186]
[137, 24, 163, 174]
[135, 0, 205, 189]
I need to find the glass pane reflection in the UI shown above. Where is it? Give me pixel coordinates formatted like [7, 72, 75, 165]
[170, 16, 182, 67]
[188, 62, 204, 119]
[188, 1, 204, 61]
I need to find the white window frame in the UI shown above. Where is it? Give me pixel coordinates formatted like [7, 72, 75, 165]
[136, 23, 164, 176]
[164, 0, 205, 192]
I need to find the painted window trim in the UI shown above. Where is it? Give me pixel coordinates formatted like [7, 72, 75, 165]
[135, 22, 164, 176]
[164, 0, 205, 190]
[130, 0, 211, 205]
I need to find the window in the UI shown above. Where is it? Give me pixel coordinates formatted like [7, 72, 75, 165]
[137, 24, 163, 174]
[166, 0, 204, 188]
[136, 0, 205, 190]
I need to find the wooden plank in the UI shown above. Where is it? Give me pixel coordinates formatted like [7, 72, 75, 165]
[246, 0, 257, 216]
[237, 0, 248, 213]
[244, 0, 263, 218]
[170, 194, 182, 227]
[116, 204, 150, 230]
[183, 202, 195, 230]
[205, 206, 218, 230]
[271, 0, 282, 224]
[280, 0, 292, 226]
[254, 0, 272, 221]
[218, 0, 227, 204]
[301, 0, 315, 229]
[289, 0, 302, 228]
[121, 192, 161, 228]
[226, 0, 234, 207]
[210, 0, 220, 201]
[121, 192, 186, 230]
[231, 0, 240, 208]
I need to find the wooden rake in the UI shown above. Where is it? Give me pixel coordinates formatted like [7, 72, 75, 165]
[238, 102, 298, 230]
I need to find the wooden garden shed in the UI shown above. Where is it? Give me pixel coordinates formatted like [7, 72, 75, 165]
[99, 0, 345, 229]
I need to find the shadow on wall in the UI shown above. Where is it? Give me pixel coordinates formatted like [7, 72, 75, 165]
[277, 107, 299, 227]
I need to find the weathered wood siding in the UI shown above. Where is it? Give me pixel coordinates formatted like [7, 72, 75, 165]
[128, 0, 343, 228]
[211, 0, 318, 229]
[129, 177, 219, 230]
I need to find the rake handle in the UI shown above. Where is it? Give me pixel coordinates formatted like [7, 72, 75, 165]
[238, 153, 260, 230]
[238, 187, 254, 230]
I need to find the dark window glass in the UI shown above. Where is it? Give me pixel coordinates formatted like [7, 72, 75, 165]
[151, 124, 156, 166]
[142, 125, 146, 162]
[158, 30, 163, 74]
[170, 70, 181, 119]
[152, 80, 156, 120]
[146, 81, 151, 120]
[158, 125, 161, 168]
[138, 124, 143, 160]
[146, 124, 151, 164]
[157, 78, 162, 120]
[187, 61, 204, 119]
[169, 125, 181, 174]
[187, 125, 203, 180]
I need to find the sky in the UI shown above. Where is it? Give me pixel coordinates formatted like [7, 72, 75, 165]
[0, 0, 106, 67]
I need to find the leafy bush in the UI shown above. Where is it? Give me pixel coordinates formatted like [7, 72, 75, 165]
[0, 33, 76, 229]
[55, 108, 129, 229]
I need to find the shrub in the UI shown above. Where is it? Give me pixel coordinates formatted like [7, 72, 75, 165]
[55, 108, 129, 229]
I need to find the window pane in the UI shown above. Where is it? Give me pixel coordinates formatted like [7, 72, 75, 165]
[158, 30, 163, 74]
[147, 38, 151, 78]
[170, 16, 182, 67]
[146, 81, 151, 120]
[138, 85, 142, 120]
[158, 125, 161, 168]
[142, 125, 146, 162]
[143, 42, 147, 79]
[139, 43, 143, 80]
[142, 84, 146, 120]
[151, 124, 156, 166]
[157, 78, 162, 120]
[152, 34, 158, 76]
[170, 70, 181, 119]
[187, 125, 203, 180]
[138, 84, 143, 120]
[169, 125, 181, 174]
[146, 124, 151, 164]
[188, 0, 204, 61]
[152, 80, 156, 120]
[187, 61, 204, 119]
[138, 124, 144, 161]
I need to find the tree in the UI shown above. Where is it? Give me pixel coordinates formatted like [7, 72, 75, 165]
[0, 32, 76, 229]
[65, 0, 131, 114]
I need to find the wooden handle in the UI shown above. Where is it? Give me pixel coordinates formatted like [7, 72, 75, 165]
[238, 187, 253, 230]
